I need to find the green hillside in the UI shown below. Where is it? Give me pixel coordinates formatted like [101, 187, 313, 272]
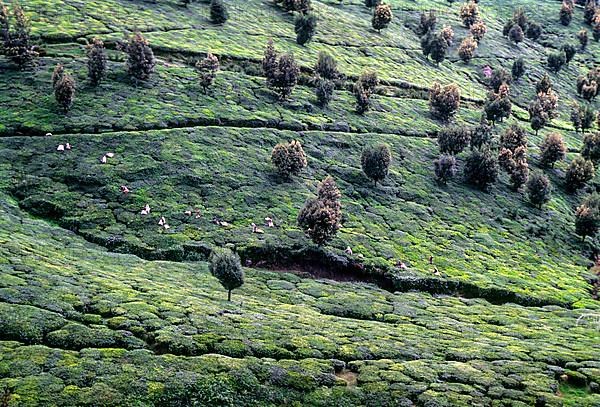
[0, 0, 599, 405]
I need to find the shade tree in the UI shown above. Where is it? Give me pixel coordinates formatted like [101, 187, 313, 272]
[527, 172, 552, 209]
[565, 157, 595, 192]
[271, 140, 308, 178]
[361, 144, 392, 185]
[429, 82, 460, 121]
[87, 38, 107, 86]
[209, 248, 244, 301]
[297, 176, 342, 246]
[539, 133, 566, 168]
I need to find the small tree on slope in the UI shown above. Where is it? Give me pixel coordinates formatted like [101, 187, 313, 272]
[209, 247, 244, 301]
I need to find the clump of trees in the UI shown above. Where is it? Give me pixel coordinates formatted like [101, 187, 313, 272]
[262, 40, 300, 100]
[579, 29, 589, 50]
[503, 8, 541, 44]
[417, 11, 436, 36]
[505, 8, 528, 35]
[295, 12, 317, 45]
[421, 31, 448, 64]
[0, 0, 38, 68]
[52, 64, 75, 113]
[471, 116, 493, 150]
[584, 0, 598, 25]
[86, 38, 107, 86]
[458, 36, 477, 63]
[433, 122, 486, 186]
[297, 176, 342, 246]
[459, 1, 479, 28]
[560, 1, 574, 26]
[313, 51, 339, 107]
[464, 147, 498, 190]
[499, 145, 529, 190]
[512, 58, 525, 80]
[489, 67, 512, 92]
[527, 172, 552, 209]
[470, 20, 487, 42]
[501, 124, 527, 153]
[577, 68, 599, 101]
[547, 50, 566, 73]
[484, 83, 512, 125]
[119, 32, 156, 82]
[434, 155, 457, 184]
[528, 74, 559, 135]
[429, 82, 460, 121]
[582, 132, 600, 162]
[575, 193, 600, 241]
[438, 126, 471, 155]
[571, 102, 596, 133]
[361, 144, 392, 185]
[196, 53, 220, 93]
[497, 125, 530, 190]
[278, 0, 311, 12]
[354, 70, 378, 114]
[271, 140, 308, 178]
[210, 0, 229, 24]
[440, 25, 454, 46]
[209, 247, 244, 301]
[562, 43, 577, 65]
[565, 156, 595, 192]
[372, 3, 392, 33]
[540, 133, 566, 168]
[498, 125, 529, 190]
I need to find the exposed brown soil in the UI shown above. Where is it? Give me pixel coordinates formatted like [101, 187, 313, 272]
[335, 369, 358, 387]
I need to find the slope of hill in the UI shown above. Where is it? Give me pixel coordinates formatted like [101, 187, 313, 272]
[0, 195, 598, 405]
[1, 0, 600, 405]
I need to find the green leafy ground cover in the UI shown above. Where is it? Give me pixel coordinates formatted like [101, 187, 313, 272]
[0, 197, 599, 406]
[1, 0, 600, 405]
[1, 126, 598, 307]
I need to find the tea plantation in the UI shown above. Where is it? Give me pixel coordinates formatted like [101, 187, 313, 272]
[0, 0, 599, 405]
